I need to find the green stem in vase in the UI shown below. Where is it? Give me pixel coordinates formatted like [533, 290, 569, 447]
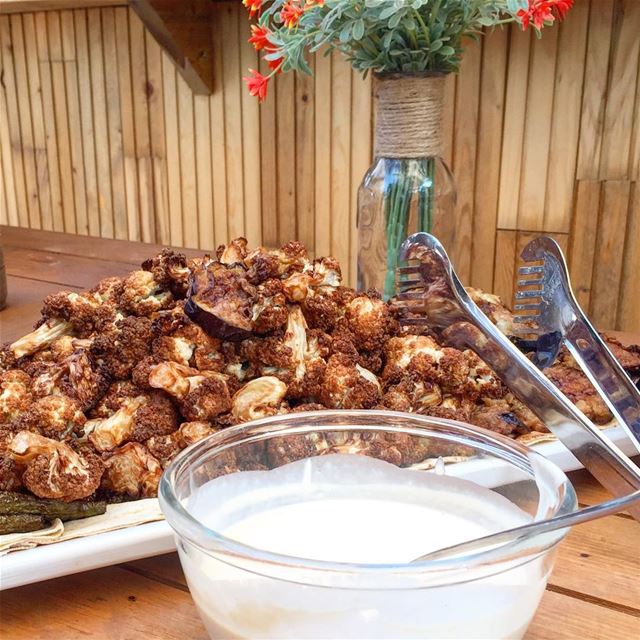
[383, 159, 436, 299]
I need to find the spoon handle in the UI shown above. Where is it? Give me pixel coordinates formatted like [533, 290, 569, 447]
[413, 489, 640, 563]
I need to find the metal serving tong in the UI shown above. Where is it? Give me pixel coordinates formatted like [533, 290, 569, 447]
[513, 236, 640, 452]
[395, 232, 640, 521]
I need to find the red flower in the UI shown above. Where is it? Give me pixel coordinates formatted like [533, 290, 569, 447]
[281, 1, 304, 29]
[248, 24, 271, 51]
[243, 69, 269, 102]
[242, 0, 262, 19]
[518, 0, 574, 31]
[267, 54, 284, 73]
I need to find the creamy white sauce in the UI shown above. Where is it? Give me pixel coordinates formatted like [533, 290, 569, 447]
[180, 454, 548, 639]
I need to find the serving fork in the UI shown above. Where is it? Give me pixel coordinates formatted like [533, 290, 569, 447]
[394, 232, 640, 520]
[513, 236, 640, 451]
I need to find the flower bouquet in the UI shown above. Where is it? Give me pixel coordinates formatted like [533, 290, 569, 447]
[242, 0, 573, 296]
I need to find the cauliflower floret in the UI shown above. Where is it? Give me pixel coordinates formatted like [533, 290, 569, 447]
[18, 395, 86, 440]
[461, 350, 503, 400]
[466, 287, 516, 336]
[90, 276, 124, 305]
[149, 362, 231, 421]
[41, 290, 118, 337]
[9, 430, 103, 501]
[231, 376, 288, 422]
[252, 279, 288, 334]
[85, 396, 148, 452]
[142, 249, 191, 297]
[422, 395, 474, 423]
[380, 374, 442, 413]
[9, 319, 73, 359]
[0, 370, 32, 425]
[217, 238, 249, 265]
[244, 241, 310, 283]
[89, 383, 178, 445]
[152, 320, 224, 372]
[91, 316, 154, 379]
[121, 270, 175, 316]
[146, 421, 217, 468]
[382, 335, 469, 393]
[339, 292, 398, 351]
[129, 391, 179, 442]
[301, 286, 355, 332]
[101, 442, 162, 498]
[32, 348, 108, 412]
[319, 354, 381, 409]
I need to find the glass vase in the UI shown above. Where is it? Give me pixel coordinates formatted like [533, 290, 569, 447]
[357, 156, 455, 298]
[357, 73, 456, 299]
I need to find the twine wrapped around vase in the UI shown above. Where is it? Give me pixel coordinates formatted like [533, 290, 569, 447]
[373, 74, 445, 158]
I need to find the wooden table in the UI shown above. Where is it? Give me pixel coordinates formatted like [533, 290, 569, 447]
[1, 226, 639, 639]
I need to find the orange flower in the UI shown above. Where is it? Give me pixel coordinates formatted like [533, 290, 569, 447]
[248, 24, 272, 51]
[243, 68, 270, 102]
[242, 0, 262, 19]
[517, 0, 573, 30]
[281, 1, 304, 29]
[305, 0, 324, 6]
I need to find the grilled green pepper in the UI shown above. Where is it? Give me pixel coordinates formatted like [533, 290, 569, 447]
[0, 491, 106, 521]
[0, 514, 50, 535]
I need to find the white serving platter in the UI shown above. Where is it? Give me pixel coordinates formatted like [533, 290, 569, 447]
[1, 424, 637, 591]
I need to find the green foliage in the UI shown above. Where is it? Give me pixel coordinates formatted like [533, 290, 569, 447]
[260, 0, 531, 76]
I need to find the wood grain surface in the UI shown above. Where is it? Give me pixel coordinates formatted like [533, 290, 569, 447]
[0, 228, 639, 639]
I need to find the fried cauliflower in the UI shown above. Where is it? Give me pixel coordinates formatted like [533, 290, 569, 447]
[101, 442, 162, 498]
[149, 362, 232, 421]
[9, 430, 103, 501]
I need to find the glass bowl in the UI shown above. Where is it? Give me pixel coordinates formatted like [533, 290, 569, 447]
[159, 410, 577, 639]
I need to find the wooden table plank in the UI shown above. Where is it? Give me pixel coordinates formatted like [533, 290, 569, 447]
[549, 514, 640, 611]
[1, 224, 204, 263]
[3, 245, 136, 288]
[1, 564, 208, 640]
[527, 589, 640, 639]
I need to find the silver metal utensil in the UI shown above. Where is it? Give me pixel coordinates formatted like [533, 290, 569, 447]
[412, 487, 640, 563]
[514, 236, 640, 452]
[395, 232, 640, 520]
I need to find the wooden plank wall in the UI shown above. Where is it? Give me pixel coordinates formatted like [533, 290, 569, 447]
[0, 0, 638, 330]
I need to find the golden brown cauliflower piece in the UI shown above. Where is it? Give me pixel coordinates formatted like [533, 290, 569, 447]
[9, 319, 73, 359]
[41, 290, 118, 337]
[244, 241, 310, 283]
[18, 395, 86, 440]
[465, 287, 517, 336]
[152, 319, 224, 372]
[85, 396, 148, 452]
[121, 270, 175, 316]
[382, 335, 470, 394]
[91, 316, 154, 380]
[0, 370, 32, 425]
[149, 362, 232, 421]
[252, 279, 289, 334]
[231, 376, 288, 422]
[101, 442, 162, 498]
[90, 276, 124, 305]
[32, 348, 109, 412]
[146, 421, 217, 468]
[9, 430, 103, 501]
[339, 292, 398, 351]
[319, 354, 381, 409]
[142, 249, 191, 298]
[380, 374, 442, 413]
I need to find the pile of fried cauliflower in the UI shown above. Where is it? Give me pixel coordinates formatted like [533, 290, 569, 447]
[1, 238, 639, 507]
